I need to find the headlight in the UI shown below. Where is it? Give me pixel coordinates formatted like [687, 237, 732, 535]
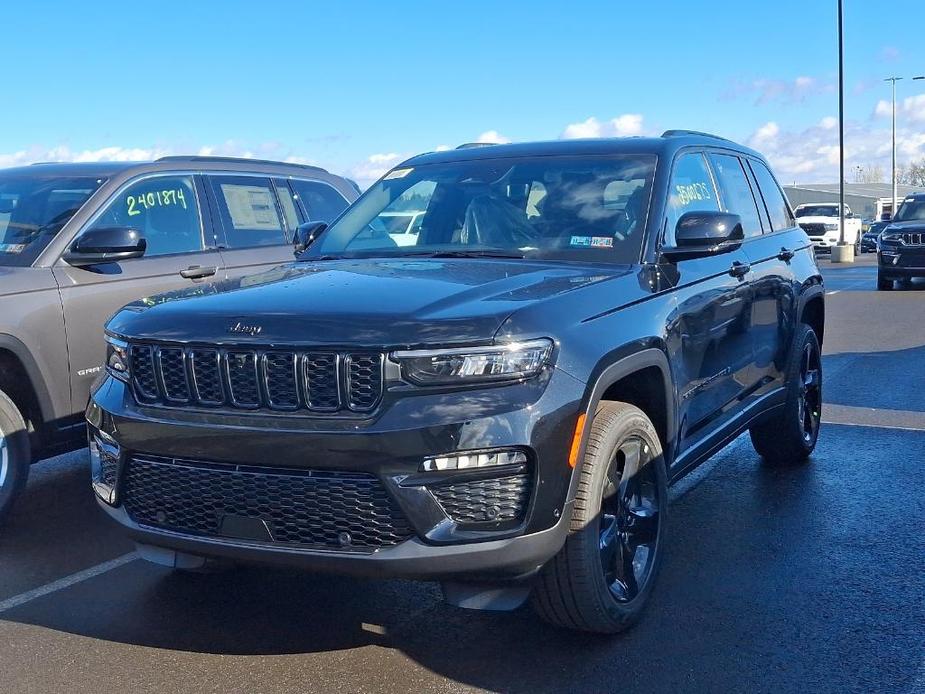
[392, 339, 553, 385]
[105, 334, 130, 382]
[824, 223, 839, 231]
[880, 232, 902, 242]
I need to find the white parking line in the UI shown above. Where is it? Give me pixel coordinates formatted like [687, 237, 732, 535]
[0, 552, 137, 615]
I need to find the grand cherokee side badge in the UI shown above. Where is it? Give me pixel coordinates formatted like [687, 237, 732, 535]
[229, 321, 262, 337]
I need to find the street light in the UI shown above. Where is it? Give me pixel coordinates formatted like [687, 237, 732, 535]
[885, 77, 903, 221]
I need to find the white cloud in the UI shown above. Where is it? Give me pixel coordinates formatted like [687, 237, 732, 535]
[561, 113, 646, 139]
[476, 130, 510, 144]
[723, 75, 833, 105]
[819, 116, 838, 130]
[346, 152, 406, 188]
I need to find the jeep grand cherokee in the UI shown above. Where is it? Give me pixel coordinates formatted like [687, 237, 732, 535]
[87, 132, 825, 633]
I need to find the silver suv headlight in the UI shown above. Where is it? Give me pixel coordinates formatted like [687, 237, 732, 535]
[105, 334, 130, 382]
[392, 339, 553, 385]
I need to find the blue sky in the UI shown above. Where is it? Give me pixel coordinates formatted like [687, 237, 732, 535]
[2, 0, 923, 186]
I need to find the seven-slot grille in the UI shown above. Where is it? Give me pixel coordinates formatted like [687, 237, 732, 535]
[129, 344, 383, 413]
[898, 232, 925, 246]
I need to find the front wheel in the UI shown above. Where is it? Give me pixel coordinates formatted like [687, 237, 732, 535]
[531, 402, 667, 633]
[0, 389, 31, 523]
[877, 271, 893, 291]
[750, 325, 822, 465]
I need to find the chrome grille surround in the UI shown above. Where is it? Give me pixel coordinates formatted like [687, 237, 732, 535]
[128, 343, 385, 414]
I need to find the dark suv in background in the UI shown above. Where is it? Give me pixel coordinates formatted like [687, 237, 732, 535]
[0, 157, 356, 520]
[877, 193, 925, 289]
[89, 133, 824, 633]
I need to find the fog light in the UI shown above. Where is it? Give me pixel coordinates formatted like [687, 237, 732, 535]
[89, 432, 121, 505]
[422, 449, 527, 472]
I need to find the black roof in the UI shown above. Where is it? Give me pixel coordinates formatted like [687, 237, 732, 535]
[402, 132, 765, 168]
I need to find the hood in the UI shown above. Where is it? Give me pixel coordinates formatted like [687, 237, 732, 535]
[107, 258, 628, 347]
[0, 265, 56, 297]
[884, 220, 925, 233]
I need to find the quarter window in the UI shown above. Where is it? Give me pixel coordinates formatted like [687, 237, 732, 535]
[709, 153, 764, 237]
[289, 179, 349, 224]
[209, 176, 287, 248]
[749, 160, 793, 231]
[666, 152, 720, 243]
[86, 175, 203, 257]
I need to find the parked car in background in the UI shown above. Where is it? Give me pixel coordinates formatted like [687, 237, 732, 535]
[860, 226, 884, 253]
[0, 156, 357, 520]
[375, 210, 425, 246]
[794, 202, 862, 254]
[878, 193, 925, 290]
[88, 132, 824, 633]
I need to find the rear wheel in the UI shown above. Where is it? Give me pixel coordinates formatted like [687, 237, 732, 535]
[531, 402, 667, 633]
[750, 325, 821, 465]
[0, 389, 30, 523]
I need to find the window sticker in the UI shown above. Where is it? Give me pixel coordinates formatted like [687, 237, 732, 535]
[384, 168, 413, 180]
[591, 236, 614, 248]
[220, 184, 280, 230]
[570, 235, 591, 247]
[0, 243, 26, 254]
[674, 182, 712, 206]
[126, 188, 187, 217]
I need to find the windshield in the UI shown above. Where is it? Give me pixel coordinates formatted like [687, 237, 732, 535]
[0, 175, 105, 266]
[795, 205, 840, 218]
[306, 155, 656, 264]
[892, 199, 925, 223]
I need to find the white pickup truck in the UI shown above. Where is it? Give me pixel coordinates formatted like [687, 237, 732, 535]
[794, 202, 862, 253]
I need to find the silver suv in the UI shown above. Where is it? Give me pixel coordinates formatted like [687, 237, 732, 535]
[0, 156, 357, 520]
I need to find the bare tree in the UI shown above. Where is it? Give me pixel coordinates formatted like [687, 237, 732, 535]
[855, 164, 885, 183]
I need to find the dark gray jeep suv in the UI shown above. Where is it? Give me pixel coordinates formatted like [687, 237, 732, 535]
[0, 157, 356, 520]
[88, 133, 824, 632]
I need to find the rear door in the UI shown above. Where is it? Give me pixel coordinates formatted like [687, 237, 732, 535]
[206, 175, 295, 280]
[288, 177, 351, 225]
[53, 172, 223, 412]
[740, 157, 804, 393]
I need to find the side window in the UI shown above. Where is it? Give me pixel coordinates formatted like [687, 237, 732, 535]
[208, 176, 287, 248]
[708, 154, 764, 238]
[87, 175, 204, 257]
[273, 179, 300, 231]
[749, 160, 793, 231]
[666, 152, 720, 243]
[290, 179, 349, 224]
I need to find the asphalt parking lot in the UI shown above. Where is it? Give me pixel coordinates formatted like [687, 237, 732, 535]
[1, 253, 923, 694]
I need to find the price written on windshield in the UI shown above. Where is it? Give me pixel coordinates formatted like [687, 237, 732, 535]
[126, 188, 188, 216]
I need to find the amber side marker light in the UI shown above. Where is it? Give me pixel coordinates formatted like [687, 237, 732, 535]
[568, 413, 586, 468]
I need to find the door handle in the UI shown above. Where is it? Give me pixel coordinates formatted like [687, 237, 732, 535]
[180, 265, 217, 279]
[778, 247, 795, 261]
[729, 261, 751, 278]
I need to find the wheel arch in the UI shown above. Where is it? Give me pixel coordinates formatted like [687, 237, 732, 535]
[798, 287, 825, 347]
[565, 347, 677, 504]
[0, 334, 56, 441]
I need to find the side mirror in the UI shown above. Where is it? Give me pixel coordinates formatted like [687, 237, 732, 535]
[293, 221, 327, 255]
[660, 211, 744, 262]
[846, 211, 855, 219]
[63, 227, 146, 266]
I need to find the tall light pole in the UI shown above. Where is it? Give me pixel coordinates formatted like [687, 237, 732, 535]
[885, 77, 903, 219]
[838, 0, 845, 246]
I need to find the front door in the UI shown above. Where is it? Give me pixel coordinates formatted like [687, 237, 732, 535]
[53, 173, 222, 413]
[661, 151, 757, 468]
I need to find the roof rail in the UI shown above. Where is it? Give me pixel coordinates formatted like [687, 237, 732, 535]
[661, 129, 734, 143]
[455, 142, 499, 150]
[155, 155, 328, 173]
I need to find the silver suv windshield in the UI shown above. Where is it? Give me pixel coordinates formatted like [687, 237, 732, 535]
[0, 175, 106, 266]
[305, 154, 656, 264]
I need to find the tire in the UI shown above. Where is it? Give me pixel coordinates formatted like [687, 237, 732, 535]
[0, 389, 31, 523]
[750, 325, 821, 465]
[531, 402, 667, 633]
[877, 272, 893, 291]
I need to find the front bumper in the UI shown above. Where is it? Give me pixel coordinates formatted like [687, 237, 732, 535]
[878, 247, 925, 277]
[87, 368, 585, 579]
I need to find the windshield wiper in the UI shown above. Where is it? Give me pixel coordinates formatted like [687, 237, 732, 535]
[397, 249, 525, 259]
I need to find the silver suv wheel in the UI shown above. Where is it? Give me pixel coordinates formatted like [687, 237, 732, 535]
[0, 428, 8, 489]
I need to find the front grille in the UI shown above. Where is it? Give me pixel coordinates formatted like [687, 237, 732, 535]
[430, 473, 532, 525]
[122, 454, 414, 552]
[129, 344, 384, 414]
[899, 232, 925, 246]
[799, 222, 827, 235]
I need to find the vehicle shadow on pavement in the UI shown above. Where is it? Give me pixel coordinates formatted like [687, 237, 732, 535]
[822, 344, 925, 414]
[3, 430, 924, 693]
